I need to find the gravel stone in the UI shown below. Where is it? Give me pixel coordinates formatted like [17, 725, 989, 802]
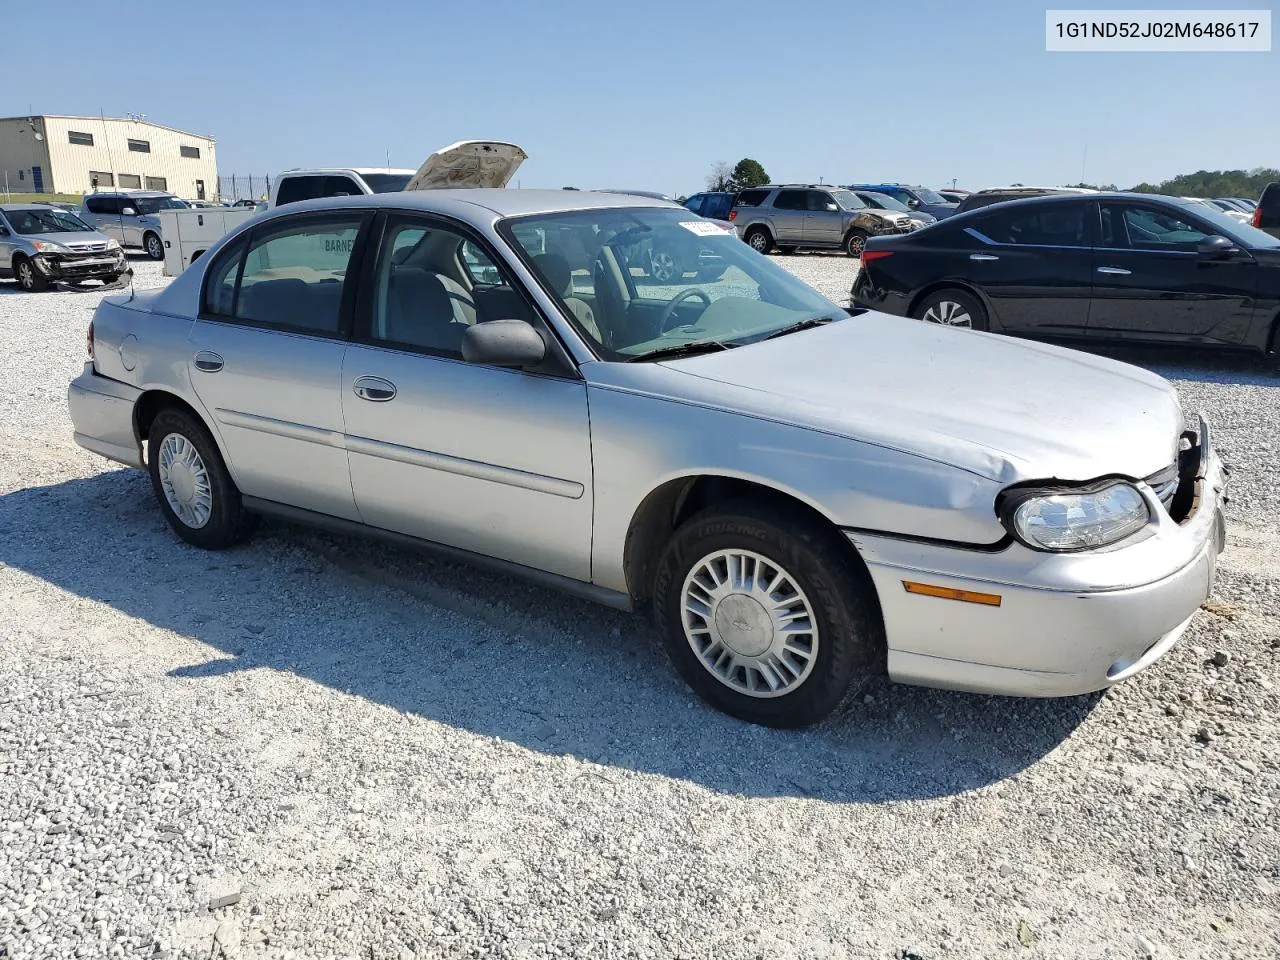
[0, 258, 1277, 959]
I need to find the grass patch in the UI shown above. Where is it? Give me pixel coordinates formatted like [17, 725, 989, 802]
[0, 192, 83, 205]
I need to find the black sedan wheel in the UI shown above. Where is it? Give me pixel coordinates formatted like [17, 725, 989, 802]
[913, 289, 989, 331]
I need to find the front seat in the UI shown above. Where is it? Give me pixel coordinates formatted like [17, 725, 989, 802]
[385, 267, 467, 353]
[533, 252, 603, 344]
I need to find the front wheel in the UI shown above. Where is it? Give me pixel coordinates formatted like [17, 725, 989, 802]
[844, 229, 869, 257]
[653, 500, 882, 728]
[14, 257, 48, 292]
[147, 408, 257, 549]
[912, 288, 989, 331]
[144, 232, 164, 260]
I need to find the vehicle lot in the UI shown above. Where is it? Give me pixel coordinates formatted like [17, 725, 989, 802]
[1, 259, 1277, 958]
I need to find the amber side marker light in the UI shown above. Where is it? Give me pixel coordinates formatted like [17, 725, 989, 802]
[902, 580, 1002, 607]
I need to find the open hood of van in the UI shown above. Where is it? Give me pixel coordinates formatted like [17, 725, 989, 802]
[404, 140, 528, 191]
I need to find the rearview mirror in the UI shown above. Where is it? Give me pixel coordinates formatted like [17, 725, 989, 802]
[1196, 235, 1237, 259]
[121, 207, 137, 217]
[462, 318, 546, 368]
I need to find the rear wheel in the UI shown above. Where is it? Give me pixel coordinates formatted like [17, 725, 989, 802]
[913, 288, 989, 331]
[144, 231, 164, 260]
[147, 408, 257, 549]
[14, 256, 48, 292]
[743, 227, 772, 254]
[653, 500, 882, 728]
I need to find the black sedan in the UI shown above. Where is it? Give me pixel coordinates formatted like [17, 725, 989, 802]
[851, 193, 1280, 358]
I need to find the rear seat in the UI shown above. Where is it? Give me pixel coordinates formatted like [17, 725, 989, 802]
[238, 277, 344, 332]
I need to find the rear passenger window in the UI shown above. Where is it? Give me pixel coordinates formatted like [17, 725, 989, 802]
[977, 204, 1088, 247]
[85, 196, 119, 215]
[734, 189, 769, 207]
[224, 216, 364, 334]
[773, 190, 807, 210]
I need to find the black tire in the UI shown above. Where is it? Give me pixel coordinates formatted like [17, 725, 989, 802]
[743, 227, 772, 254]
[912, 287, 989, 331]
[147, 407, 257, 549]
[778, 245, 798, 255]
[844, 229, 869, 257]
[653, 499, 882, 728]
[144, 231, 164, 260]
[14, 256, 48, 292]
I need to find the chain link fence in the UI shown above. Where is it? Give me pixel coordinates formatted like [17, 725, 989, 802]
[216, 174, 273, 204]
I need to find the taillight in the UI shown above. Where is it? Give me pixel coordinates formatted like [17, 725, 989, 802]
[728, 210, 737, 221]
[1253, 206, 1262, 228]
[860, 250, 894, 263]
[86, 321, 95, 360]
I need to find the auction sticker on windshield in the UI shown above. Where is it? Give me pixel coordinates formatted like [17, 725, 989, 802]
[679, 221, 735, 236]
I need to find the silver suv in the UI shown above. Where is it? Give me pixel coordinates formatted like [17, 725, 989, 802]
[81, 191, 190, 260]
[731, 185, 916, 256]
[0, 204, 126, 291]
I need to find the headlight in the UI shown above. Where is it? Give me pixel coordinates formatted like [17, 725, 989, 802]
[105, 239, 121, 251]
[31, 239, 67, 253]
[1001, 481, 1150, 551]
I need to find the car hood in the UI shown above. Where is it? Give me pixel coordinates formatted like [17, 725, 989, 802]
[404, 140, 527, 190]
[27, 230, 113, 246]
[649, 314, 1183, 484]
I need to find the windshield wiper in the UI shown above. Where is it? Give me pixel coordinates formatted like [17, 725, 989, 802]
[626, 339, 735, 362]
[757, 316, 836, 342]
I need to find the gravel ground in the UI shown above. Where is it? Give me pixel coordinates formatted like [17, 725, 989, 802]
[0, 257, 1277, 960]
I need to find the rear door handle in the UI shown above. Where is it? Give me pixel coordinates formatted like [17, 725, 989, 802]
[969, 253, 999, 261]
[193, 350, 223, 372]
[353, 376, 396, 402]
[1097, 266, 1132, 276]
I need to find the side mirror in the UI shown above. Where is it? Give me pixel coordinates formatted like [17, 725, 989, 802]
[0, 227, 9, 237]
[907, 198, 920, 208]
[825, 202, 839, 212]
[121, 207, 137, 217]
[1196, 235, 1237, 259]
[461, 318, 546, 368]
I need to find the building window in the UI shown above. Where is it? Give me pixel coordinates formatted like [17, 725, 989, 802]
[17, 170, 23, 181]
[118, 173, 142, 189]
[89, 171, 115, 188]
[68, 130, 95, 146]
[180, 145, 201, 159]
[127, 139, 151, 153]
[196, 179, 206, 200]
[145, 176, 168, 191]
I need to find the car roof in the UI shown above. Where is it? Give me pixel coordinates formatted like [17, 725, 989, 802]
[255, 188, 681, 221]
[89, 190, 173, 197]
[278, 167, 417, 176]
[950, 191, 1205, 217]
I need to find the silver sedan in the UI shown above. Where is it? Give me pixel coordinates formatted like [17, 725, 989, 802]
[67, 189, 1227, 727]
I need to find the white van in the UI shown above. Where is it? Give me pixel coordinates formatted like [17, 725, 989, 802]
[158, 206, 257, 278]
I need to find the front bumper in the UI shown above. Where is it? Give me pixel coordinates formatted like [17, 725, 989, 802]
[34, 251, 127, 281]
[68, 362, 143, 468]
[848, 429, 1227, 698]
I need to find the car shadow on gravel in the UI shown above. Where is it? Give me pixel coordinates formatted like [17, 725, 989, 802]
[1, 469, 1102, 803]
[1045, 340, 1279, 387]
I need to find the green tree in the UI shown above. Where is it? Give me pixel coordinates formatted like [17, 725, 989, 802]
[730, 158, 770, 190]
[1127, 168, 1280, 198]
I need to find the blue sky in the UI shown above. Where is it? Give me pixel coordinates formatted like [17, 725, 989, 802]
[4, 0, 1276, 193]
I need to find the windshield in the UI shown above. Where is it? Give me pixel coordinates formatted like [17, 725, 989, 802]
[1179, 201, 1280, 249]
[499, 207, 848, 361]
[863, 191, 910, 212]
[132, 196, 189, 214]
[829, 189, 866, 210]
[362, 173, 413, 193]
[914, 187, 948, 205]
[4, 208, 94, 234]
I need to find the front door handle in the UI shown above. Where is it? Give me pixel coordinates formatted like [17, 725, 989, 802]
[193, 350, 224, 372]
[1097, 266, 1132, 276]
[969, 253, 999, 261]
[353, 376, 397, 402]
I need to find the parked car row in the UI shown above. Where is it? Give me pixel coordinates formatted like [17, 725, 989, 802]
[0, 203, 128, 290]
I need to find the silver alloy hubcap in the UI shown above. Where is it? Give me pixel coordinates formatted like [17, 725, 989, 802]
[748, 232, 768, 251]
[681, 549, 819, 698]
[650, 250, 677, 281]
[922, 300, 971, 327]
[157, 433, 213, 528]
[18, 262, 34, 287]
[147, 235, 162, 258]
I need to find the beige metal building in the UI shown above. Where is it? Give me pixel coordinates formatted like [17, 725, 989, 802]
[0, 115, 218, 201]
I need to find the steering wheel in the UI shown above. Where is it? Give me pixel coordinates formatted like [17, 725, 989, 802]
[659, 288, 713, 334]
